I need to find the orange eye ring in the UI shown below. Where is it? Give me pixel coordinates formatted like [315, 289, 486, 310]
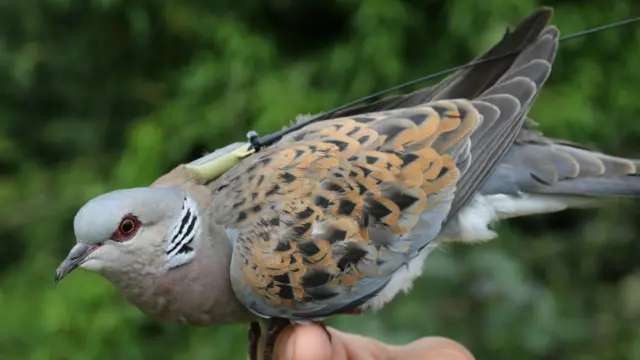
[112, 215, 140, 242]
[119, 218, 136, 234]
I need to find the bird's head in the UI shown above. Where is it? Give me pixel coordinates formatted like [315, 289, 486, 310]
[55, 187, 201, 283]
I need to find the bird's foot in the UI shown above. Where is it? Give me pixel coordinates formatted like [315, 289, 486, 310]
[265, 318, 290, 360]
[248, 318, 290, 360]
[247, 318, 335, 360]
[248, 322, 261, 360]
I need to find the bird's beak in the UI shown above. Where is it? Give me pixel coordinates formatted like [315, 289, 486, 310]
[55, 243, 99, 283]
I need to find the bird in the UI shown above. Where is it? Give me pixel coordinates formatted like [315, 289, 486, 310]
[54, 7, 639, 360]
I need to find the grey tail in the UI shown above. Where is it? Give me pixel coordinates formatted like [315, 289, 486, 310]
[482, 118, 640, 199]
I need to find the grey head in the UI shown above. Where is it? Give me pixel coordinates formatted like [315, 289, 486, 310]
[55, 187, 202, 283]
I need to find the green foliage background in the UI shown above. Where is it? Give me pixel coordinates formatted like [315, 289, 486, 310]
[1, 1, 640, 359]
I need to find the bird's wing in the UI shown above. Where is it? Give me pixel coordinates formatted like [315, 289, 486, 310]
[203, 8, 555, 320]
[214, 100, 533, 320]
[298, 8, 558, 222]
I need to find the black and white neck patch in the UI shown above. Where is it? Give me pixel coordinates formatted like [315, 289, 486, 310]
[164, 196, 201, 269]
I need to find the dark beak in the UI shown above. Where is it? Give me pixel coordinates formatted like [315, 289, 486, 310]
[55, 243, 99, 283]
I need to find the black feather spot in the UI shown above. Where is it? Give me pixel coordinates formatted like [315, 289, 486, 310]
[298, 241, 321, 257]
[252, 192, 259, 201]
[278, 285, 295, 300]
[401, 153, 419, 167]
[355, 182, 368, 195]
[388, 191, 419, 211]
[365, 156, 378, 165]
[359, 213, 370, 228]
[274, 274, 290, 285]
[325, 140, 349, 151]
[374, 124, 405, 143]
[323, 181, 345, 193]
[349, 170, 359, 178]
[293, 222, 312, 236]
[338, 199, 356, 216]
[437, 166, 450, 178]
[280, 172, 297, 183]
[252, 204, 262, 213]
[274, 241, 292, 252]
[355, 165, 372, 177]
[259, 157, 272, 166]
[320, 226, 347, 244]
[294, 149, 305, 159]
[257, 175, 265, 186]
[366, 199, 393, 220]
[337, 244, 368, 271]
[347, 156, 358, 162]
[314, 195, 331, 208]
[431, 105, 448, 118]
[269, 218, 280, 226]
[346, 127, 361, 137]
[237, 211, 247, 222]
[301, 270, 332, 288]
[408, 113, 427, 125]
[306, 287, 339, 300]
[266, 185, 280, 197]
[232, 198, 246, 210]
[297, 207, 315, 219]
[354, 116, 376, 123]
[358, 135, 370, 144]
[456, 106, 467, 119]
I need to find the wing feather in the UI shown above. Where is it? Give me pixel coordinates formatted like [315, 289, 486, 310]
[205, 7, 560, 320]
[214, 100, 479, 319]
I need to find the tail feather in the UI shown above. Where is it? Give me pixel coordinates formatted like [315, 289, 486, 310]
[481, 119, 640, 198]
[537, 176, 640, 197]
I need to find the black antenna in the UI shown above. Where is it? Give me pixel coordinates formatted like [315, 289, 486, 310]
[248, 15, 640, 152]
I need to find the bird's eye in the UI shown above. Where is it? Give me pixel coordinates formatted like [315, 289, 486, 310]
[112, 215, 140, 241]
[119, 219, 135, 234]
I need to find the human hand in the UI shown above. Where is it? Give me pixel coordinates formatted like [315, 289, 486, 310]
[274, 323, 475, 360]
